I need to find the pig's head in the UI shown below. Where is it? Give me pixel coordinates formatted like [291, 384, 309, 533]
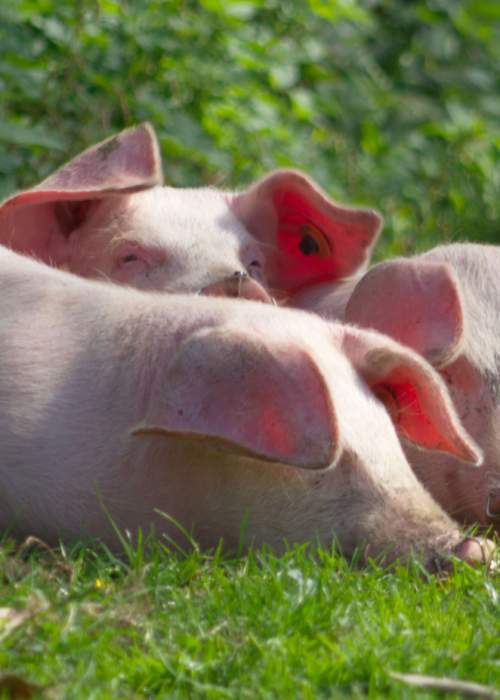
[345, 251, 500, 533]
[0, 124, 382, 303]
[129, 307, 492, 569]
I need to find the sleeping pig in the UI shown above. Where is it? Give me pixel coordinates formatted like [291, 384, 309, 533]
[296, 243, 500, 534]
[0, 123, 381, 303]
[0, 245, 493, 568]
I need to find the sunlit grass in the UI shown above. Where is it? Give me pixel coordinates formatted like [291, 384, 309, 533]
[0, 535, 498, 698]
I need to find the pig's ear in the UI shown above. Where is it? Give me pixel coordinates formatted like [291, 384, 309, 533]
[231, 169, 382, 296]
[0, 123, 162, 266]
[343, 326, 482, 466]
[131, 328, 340, 470]
[345, 259, 464, 368]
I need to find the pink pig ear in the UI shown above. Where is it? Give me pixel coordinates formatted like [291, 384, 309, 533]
[342, 326, 482, 466]
[231, 169, 382, 296]
[131, 327, 340, 470]
[0, 122, 163, 266]
[345, 259, 464, 368]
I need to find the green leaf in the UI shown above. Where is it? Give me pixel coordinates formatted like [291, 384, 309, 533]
[0, 122, 65, 150]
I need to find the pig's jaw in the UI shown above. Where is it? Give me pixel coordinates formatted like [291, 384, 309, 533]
[289, 455, 463, 567]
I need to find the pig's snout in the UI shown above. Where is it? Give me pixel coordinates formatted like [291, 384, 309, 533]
[201, 272, 273, 304]
[428, 537, 497, 574]
[453, 537, 497, 569]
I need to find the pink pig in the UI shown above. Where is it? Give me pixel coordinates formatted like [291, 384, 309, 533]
[297, 243, 500, 534]
[0, 245, 494, 568]
[0, 123, 381, 303]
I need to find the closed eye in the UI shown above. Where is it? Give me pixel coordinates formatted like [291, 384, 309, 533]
[122, 254, 139, 264]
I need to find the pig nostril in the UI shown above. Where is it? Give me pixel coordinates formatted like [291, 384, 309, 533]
[453, 537, 497, 570]
[425, 537, 497, 575]
[486, 490, 500, 519]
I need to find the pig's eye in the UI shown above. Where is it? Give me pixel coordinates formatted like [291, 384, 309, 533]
[115, 245, 150, 276]
[373, 384, 401, 425]
[299, 224, 331, 259]
[121, 254, 139, 264]
[116, 243, 145, 268]
[114, 243, 166, 282]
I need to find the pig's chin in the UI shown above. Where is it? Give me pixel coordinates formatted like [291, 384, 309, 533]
[333, 490, 470, 572]
[349, 531, 462, 571]
[353, 531, 497, 574]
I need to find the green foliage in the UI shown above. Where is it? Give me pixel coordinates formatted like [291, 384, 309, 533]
[0, 538, 498, 698]
[1, 0, 499, 255]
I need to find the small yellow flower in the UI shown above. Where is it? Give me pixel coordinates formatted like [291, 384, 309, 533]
[95, 578, 105, 590]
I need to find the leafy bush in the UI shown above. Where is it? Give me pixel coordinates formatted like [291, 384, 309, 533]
[1, 0, 499, 255]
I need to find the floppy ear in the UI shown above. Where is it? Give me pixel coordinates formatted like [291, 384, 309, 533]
[231, 169, 382, 296]
[342, 326, 481, 465]
[0, 122, 162, 266]
[131, 327, 340, 470]
[345, 259, 464, 368]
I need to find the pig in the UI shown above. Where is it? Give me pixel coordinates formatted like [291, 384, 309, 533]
[0, 123, 382, 303]
[298, 242, 500, 534]
[0, 245, 494, 568]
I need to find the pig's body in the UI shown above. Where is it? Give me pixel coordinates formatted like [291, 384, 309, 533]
[309, 242, 500, 531]
[407, 244, 500, 529]
[0, 246, 489, 565]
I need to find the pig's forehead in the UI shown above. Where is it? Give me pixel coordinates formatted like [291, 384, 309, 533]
[125, 186, 250, 239]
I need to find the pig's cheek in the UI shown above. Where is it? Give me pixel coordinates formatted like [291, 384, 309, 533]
[113, 259, 149, 283]
[441, 363, 486, 424]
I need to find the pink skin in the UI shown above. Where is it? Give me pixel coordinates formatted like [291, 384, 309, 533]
[0, 246, 494, 569]
[0, 123, 382, 303]
[304, 243, 500, 535]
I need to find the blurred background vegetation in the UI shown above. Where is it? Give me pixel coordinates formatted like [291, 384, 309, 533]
[1, 0, 499, 256]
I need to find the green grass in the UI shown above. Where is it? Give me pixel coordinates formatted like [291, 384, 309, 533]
[0, 536, 498, 699]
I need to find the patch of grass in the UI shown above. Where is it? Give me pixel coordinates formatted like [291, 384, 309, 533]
[0, 536, 498, 698]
